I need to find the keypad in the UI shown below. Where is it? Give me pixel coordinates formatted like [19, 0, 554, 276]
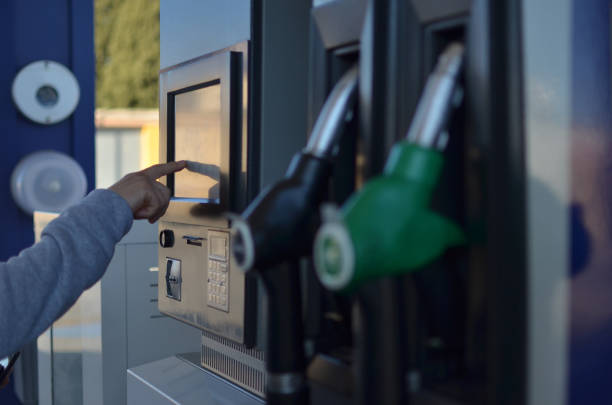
[207, 232, 229, 312]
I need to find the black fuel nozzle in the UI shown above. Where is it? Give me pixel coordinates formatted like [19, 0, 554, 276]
[229, 66, 358, 405]
[231, 66, 359, 273]
[231, 152, 333, 271]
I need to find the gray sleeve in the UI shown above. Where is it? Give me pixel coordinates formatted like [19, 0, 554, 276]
[0, 189, 134, 358]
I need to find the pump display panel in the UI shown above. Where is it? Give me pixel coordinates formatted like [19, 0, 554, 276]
[162, 47, 243, 219]
[157, 42, 256, 347]
[172, 83, 222, 202]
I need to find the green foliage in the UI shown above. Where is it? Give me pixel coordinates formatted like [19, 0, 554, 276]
[95, 0, 160, 108]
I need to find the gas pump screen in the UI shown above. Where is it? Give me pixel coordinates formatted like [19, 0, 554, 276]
[173, 83, 222, 202]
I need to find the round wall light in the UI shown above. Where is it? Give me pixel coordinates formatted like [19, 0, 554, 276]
[12, 60, 80, 125]
[11, 151, 87, 215]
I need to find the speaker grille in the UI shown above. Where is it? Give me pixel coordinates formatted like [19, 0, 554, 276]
[201, 331, 266, 397]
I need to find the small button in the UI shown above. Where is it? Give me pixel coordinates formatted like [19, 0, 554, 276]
[159, 230, 174, 248]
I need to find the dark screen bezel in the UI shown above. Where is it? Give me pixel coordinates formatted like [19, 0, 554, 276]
[167, 79, 222, 204]
[159, 50, 244, 223]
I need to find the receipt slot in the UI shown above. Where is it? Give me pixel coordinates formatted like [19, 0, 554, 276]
[230, 67, 358, 405]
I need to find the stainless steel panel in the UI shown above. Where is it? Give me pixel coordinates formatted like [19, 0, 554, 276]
[127, 355, 264, 405]
[522, 0, 572, 404]
[159, 42, 248, 226]
[159, 48, 237, 224]
[312, 0, 367, 49]
[158, 223, 249, 344]
[158, 41, 253, 345]
[160, 0, 250, 70]
[410, 0, 471, 23]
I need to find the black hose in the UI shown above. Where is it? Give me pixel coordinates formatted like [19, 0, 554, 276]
[355, 278, 407, 405]
[261, 261, 309, 405]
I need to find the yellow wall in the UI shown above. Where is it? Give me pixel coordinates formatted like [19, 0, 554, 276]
[139, 123, 160, 168]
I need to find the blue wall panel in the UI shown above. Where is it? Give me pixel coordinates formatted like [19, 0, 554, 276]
[0, 1, 94, 403]
[0, 0, 94, 263]
[569, 0, 612, 403]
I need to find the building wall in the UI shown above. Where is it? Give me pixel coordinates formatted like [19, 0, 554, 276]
[95, 109, 159, 188]
[0, 1, 94, 403]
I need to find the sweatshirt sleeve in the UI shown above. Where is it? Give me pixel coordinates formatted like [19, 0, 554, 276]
[0, 189, 133, 358]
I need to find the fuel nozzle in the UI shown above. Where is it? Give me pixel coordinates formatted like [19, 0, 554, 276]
[229, 67, 358, 405]
[314, 43, 466, 292]
[231, 67, 359, 272]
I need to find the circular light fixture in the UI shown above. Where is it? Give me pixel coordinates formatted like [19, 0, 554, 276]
[11, 151, 87, 215]
[12, 60, 80, 125]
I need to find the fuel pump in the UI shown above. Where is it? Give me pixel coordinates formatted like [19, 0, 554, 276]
[230, 67, 358, 405]
[314, 43, 464, 292]
[312, 43, 465, 404]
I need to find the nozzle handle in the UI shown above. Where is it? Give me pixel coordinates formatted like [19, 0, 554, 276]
[406, 43, 464, 150]
[304, 66, 359, 159]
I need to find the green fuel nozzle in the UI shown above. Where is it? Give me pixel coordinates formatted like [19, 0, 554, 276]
[314, 43, 466, 292]
[314, 143, 465, 291]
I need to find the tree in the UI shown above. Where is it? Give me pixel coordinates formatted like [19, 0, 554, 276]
[95, 0, 160, 108]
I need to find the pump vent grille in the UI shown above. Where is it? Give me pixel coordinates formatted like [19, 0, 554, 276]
[201, 331, 266, 397]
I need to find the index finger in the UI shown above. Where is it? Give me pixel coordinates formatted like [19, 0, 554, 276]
[142, 161, 187, 180]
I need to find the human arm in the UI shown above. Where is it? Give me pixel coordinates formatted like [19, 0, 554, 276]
[0, 161, 185, 358]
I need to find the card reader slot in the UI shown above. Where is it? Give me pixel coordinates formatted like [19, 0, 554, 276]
[183, 235, 204, 247]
